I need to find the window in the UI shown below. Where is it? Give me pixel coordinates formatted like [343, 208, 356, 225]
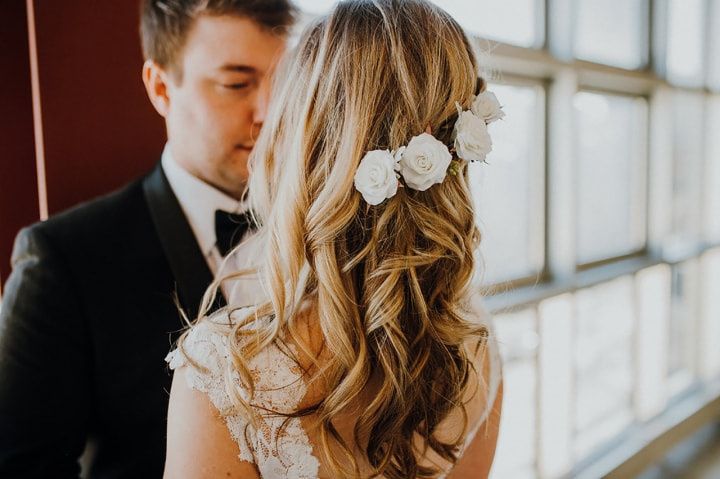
[574, 91, 648, 266]
[574, 0, 649, 69]
[290, 1, 720, 477]
[669, 91, 705, 248]
[492, 308, 539, 478]
[666, 0, 707, 87]
[292, 0, 337, 15]
[294, 0, 544, 48]
[709, 0, 720, 90]
[471, 82, 545, 285]
[668, 260, 699, 394]
[574, 277, 635, 458]
[432, 0, 544, 47]
[705, 95, 720, 242]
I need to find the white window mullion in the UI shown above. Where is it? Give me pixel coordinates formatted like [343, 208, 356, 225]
[546, 0, 576, 61]
[547, 68, 578, 279]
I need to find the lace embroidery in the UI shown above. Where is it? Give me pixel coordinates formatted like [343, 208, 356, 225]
[166, 308, 320, 479]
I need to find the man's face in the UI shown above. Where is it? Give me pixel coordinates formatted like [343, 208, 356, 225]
[163, 15, 285, 198]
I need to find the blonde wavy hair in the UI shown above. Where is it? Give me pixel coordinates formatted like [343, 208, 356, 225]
[179, 1, 492, 477]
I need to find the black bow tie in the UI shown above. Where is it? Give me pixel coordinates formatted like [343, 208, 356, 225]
[214, 209, 254, 256]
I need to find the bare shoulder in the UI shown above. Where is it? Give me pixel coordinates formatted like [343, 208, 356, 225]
[164, 367, 261, 479]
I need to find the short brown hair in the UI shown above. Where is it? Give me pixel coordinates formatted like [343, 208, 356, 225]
[140, 0, 296, 70]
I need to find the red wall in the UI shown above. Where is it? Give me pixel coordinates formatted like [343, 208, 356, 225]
[0, 0, 165, 292]
[0, 1, 39, 291]
[34, 0, 165, 215]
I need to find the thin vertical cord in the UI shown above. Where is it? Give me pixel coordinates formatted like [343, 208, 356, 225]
[26, 0, 48, 221]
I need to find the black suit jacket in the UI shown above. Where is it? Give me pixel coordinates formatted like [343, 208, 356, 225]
[0, 163, 222, 478]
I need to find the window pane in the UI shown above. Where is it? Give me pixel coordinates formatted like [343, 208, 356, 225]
[709, 0, 720, 90]
[574, 277, 635, 459]
[669, 91, 705, 247]
[706, 95, 720, 241]
[698, 248, 720, 379]
[574, 92, 648, 265]
[294, 0, 544, 48]
[635, 265, 671, 420]
[293, 0, 337, 15]
[431, 0, 542, 47]
[470, 83, 545, 284]
[492, 309, 538, 478]
[574, 0, 648, 69]
[668, 260, 699, 391]
[666, 0, 706, 87]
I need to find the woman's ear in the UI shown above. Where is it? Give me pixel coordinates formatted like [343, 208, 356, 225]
[142, 60, 171, 117]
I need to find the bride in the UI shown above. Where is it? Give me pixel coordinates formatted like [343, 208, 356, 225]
[163, 1, 503, 477]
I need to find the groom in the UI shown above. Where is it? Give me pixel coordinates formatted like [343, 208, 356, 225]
[0, 1, 292, 477]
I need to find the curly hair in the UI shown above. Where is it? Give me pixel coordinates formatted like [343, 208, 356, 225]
[183, 1, 495, 477]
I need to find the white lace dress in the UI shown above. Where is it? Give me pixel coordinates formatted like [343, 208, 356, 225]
[166, 303, 501, 479]
[166, 308, 319, 478]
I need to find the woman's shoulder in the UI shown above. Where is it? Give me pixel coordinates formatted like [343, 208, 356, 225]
[165, 306, 257, 372]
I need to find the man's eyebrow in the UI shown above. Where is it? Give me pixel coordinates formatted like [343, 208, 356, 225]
[218, 64, 258, 73]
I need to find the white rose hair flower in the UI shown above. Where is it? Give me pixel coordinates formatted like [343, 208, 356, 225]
[471, 91, 506, 123]
[395, 133, 452, 191]
[352, 88, 505, 204]
[353, 149, 400, 205]
[452, 104, 492, 164]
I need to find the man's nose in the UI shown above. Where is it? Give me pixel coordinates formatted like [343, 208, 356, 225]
[251, 78, 271, 135]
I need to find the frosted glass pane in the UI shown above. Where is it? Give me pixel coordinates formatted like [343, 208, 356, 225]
[709, 0, 720, 90]
[706, 96, 720, 241]
[635, 265, 671, 420]
[699, 248, 720, 380]
[574, 92, 647, 264]
[492, 310, 538, 478]
[669, 260, 699, 381]
[295, 0, 543, 47]
[293, 0, 338, 15]
[538, 295, 573, 477]
[666, 0, 706, 87]
[669, 91, 705, 247]
[574, 277, 635, 458]
[574, 0, 648, 69]
[431, 0, 541, 47]
[471, 84, 544, 284]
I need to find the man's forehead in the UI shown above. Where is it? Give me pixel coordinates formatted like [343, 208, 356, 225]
[183, 16, 286, 73]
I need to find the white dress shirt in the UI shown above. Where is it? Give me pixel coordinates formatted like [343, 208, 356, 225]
[161, 146, 265, 306]
[161, 146, 247, 273]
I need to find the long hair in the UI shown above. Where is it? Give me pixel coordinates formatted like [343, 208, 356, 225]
[183, 1, 492, 477]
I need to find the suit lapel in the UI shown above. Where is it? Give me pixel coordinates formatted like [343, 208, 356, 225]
[142, 163, 226, 319]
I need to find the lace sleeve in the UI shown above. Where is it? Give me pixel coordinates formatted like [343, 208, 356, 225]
[165, 312, 256, 464]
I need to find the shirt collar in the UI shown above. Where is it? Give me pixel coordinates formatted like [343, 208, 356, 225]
[161, 144, 248, 256]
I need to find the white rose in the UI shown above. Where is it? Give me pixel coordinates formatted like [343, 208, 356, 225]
[453, 106, 492, 163]
[395, 132, 452, 191]
[354, 149, 399, 205]
[471, 91, 505, 123]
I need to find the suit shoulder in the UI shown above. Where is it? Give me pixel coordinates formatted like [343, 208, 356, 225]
[30, 175, 150, 241]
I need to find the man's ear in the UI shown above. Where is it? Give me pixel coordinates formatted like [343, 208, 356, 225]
[142, 60, 172, 118]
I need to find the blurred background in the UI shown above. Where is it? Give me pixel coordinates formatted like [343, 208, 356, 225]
[1, 0, 719, 478]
